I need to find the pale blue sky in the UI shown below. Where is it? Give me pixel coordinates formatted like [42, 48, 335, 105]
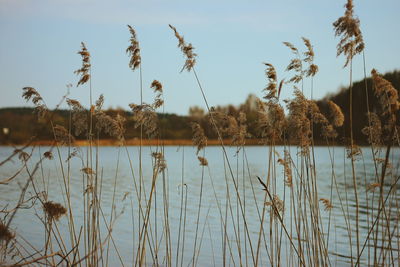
[0, 0, 399, 115]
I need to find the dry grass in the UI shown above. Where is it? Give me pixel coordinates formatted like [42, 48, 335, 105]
[0, 2, 399, 266]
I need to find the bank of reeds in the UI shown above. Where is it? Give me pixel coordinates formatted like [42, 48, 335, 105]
[1, 0, 399, 266]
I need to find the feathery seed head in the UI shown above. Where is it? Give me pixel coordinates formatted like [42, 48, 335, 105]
[327, 100, 344, 127]
[333, 0, 364, 67]
[320, 198, 333, 211]
[362, 112, 382, 146]
[43, 201, 67, 220]
[126, 25, 141, 71]
[74, 42, 91, 86]
[191, 122, 207, 155]
[152, 152, 167, 172]
[198, 156, 208, 166]
[169, 24, 197, 72]
[129, 103, 158, 137]
[54, 125, 75, 145]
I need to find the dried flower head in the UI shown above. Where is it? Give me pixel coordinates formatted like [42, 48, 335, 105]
[126, 25, 141, 71]
[231, 112, 248, 147]
[283, 42, 304, 83]
[362, 112, 382, 146]
[320, 198, 333, 211]
[43, 201, 67, 221]
[263, 63, 278, 100]
[327, 100, 345, 127]
[286, 89, 311, 149]
[302, 37, 319, 77]
[22, 87, 42, 105]
[81, 167, 95, 175]
[67, 98, 88, 136]
[197, 156, 208, 166]
[265, 195, 284, 218]
[191, 122, 207, 155]
[22, 87, 48, 120]
[151, 80, 164, 109]
[152, 152, 166, 172]
[95, 94, 104, 111]
[278, 150, 293, 187]
[17, 150, 30, 162]
[257, 99, 286, 142]
[43, 151, 53, 160]
[74, 42, 91, 86]
[0, 222, 14, 241]
[346, 143, 362, 161]
[94, 109, 125, 142]
[129, 103, 158, 137]
[333, 0, 364, 67]
[371, 69, 399, 119]
[54, 125, 75, 145]
[169, 24, 197, 72]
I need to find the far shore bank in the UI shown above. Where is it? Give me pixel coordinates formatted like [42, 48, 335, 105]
[0, 138, 348, 147]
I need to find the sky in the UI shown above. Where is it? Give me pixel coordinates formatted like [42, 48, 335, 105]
[0, 0, 399, 115]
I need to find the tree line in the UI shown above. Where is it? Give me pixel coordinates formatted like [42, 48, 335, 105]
[0, 70, 399, 145]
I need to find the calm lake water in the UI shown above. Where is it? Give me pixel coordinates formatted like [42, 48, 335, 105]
[1, 145, 399, 266]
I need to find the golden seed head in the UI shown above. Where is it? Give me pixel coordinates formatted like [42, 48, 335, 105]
[74, 42, 91, 87]
[81, 167, 95, 175]
[197, 156, 208, 166]
[320, 198, 333, 211]
[43, 201, 67, 220]
[126, 25, 141, 71]
[333, 0, 364, 67]
[169, 24, 197, 72]
[191, 122, 207, 155]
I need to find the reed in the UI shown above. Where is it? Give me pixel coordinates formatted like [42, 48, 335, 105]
[0, 1, 399, 266]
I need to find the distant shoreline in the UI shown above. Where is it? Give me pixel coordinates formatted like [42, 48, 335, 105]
[1, 138, 348, 147]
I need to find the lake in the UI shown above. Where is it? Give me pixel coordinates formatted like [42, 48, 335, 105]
[0, 145, 399, 266]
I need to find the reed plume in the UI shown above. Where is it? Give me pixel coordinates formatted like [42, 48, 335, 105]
[54, 125, 75, 145]
[74, 42, 91, 86]
[283, 42, 303, 83]
[371, 69, 399, 118]
[43, 201, 67, 221]
[278, 150, 293, 187]
[152, 152, 166, 172]
[67, 98, 88, 136]
[81, 167, 95, 175]
[262, 63, 278, 100]
[126, 25, 141, 71]
[197, 156, 208, 166]
[169, 24, 197, 72]
[93, 96, 125, 142]
[265, 195, 284, 219]
[151, 80, 164, 109]
[302, 37, 319, 77]
[333, 0, 364, 67]
[22, 87, 48, 120]
[231, 112, 248, 147]
[257, 99, 286, 142]
[327, 100, 345, 127]
[129, 103, 158, 138]
[319, 198, 333, 211]
[362, 112, 382, 146]
[191, 122, 207, 155]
